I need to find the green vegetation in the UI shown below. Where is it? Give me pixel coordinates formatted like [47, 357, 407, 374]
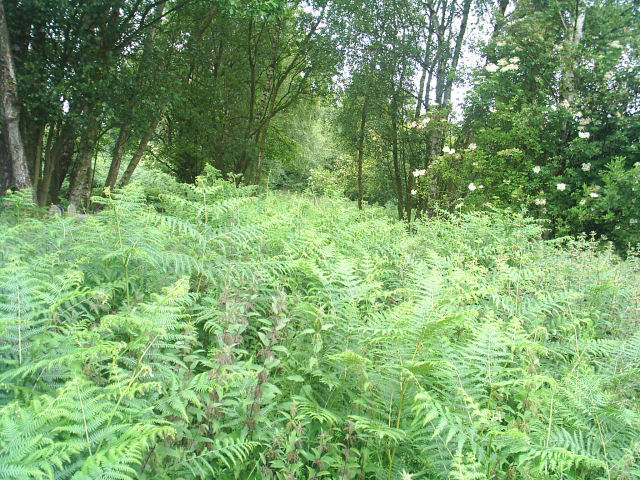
[2, 0, 639, 249]
[1, 0, 640, 478]
[2, 171, 639, 479]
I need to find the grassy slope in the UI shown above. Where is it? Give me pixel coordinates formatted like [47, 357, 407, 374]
[1, 170, 639, 479]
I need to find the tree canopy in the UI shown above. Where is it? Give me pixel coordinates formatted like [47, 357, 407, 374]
[0, 0, 638, 243]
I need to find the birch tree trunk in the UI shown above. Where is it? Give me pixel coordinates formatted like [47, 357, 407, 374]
[443, 0, 472, 106]
[562, 1, 585, 107]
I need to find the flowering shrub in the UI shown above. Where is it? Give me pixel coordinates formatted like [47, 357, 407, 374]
[569, 157, 640, 247]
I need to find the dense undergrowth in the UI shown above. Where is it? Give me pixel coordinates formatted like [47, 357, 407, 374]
[1, 169, 639, 480]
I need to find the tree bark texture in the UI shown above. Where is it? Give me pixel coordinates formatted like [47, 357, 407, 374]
[356, 95, 368, 210]
[0, 125, 10, 193]
[67, 115, 99, 212]
[119, 117, 160, 187]
[105, 124, 130, 191]
[390, 94, 403, 220]
[0, 0, 29, 190]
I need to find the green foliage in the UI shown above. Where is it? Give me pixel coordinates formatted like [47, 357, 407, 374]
[1, 169, 639, 479]
[451, 0, 640, 250]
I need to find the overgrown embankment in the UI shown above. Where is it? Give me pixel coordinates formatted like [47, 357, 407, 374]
[1, 170, 639, 479]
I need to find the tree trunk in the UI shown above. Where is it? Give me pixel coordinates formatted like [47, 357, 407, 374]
[26, 124, 45, 194]
[49, 139, 74, 204]
[37, 121, 72, 205]
[0, 0, 29, 190]
[118, 117, 159, 187]
[255, 25, 280, 128]
[105, 3, 164, 192]
[255, 117, 270, 185]
[356, 95, 368, 210]
[559, 1, 585, 137]
[105, 123, 130, 191]
[443, 0, 472, 106]
[415, 68, 427, 120]
[67, 115, 99, 212]
[390, 94, 403, 220]
[425, 108, 446, 217]
[491, 0, 510, 41]
[186, 2, 218, 83]
[415, 18, 435, 117]
[0, 126, 10, 193]
[562, 1, 585, 107]
[244, 21, 280, 179]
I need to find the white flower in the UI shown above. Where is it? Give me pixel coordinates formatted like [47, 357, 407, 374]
[412, 169, 426, 177]
[500, 63, 519, 72]
[579, 117, 592, 125]
[575, 111, 583, 118]
[468, 183, 477, 191]
[411, 189, 417, 195]
[589, 192, 599, 198]
[485, 63, 499, 73]
[580, 199, 587, 205]
[510, 56, 520, 63]
[609, 40, 623, 49]
[533, 166, 541, 174]
[604, 71, 614, 80]
[468, 143, 477, 151]
[581, 162, 591, 172]
[443, 146, 455, 154]
[496, 40, 506, 47]
[601, 234, 608, 240]
[401, 470, 414, 480]
[478, 184, 484, 189]
[497, 58, 508, 66]
[557, 183, 566, 191]
[561, 99, 571, 108]
[535, 198, 547, 206]
[630, 218, 638, 224]
[420, 117, 431, 127]
[578, 131, 590, 139]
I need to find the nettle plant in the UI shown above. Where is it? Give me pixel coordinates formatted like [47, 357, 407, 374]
[1, 167, 640, 479]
